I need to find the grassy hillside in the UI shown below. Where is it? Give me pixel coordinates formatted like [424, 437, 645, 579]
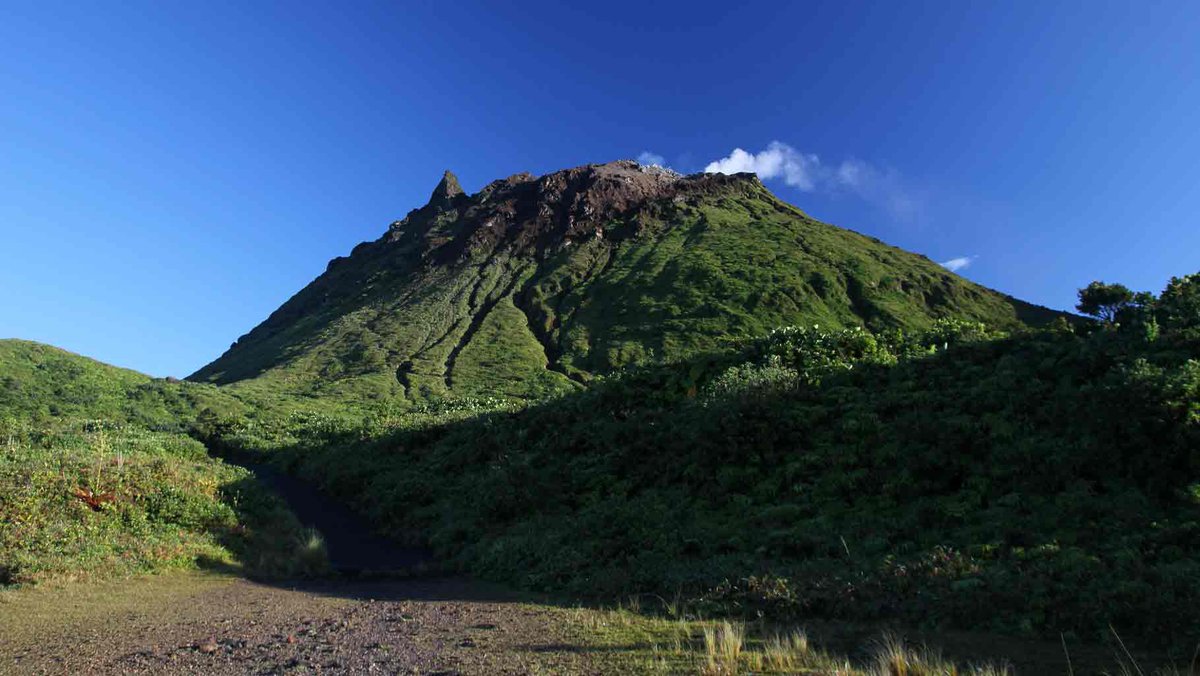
[0, 339, 250, 429]
[189, 162, 1064, 402]
[0, 341, 328, 585]
[212, 289, 1199, 645]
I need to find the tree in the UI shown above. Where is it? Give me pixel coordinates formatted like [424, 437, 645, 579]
[1156, 273, 1200, 333]
[1076, 281, 1135, 325]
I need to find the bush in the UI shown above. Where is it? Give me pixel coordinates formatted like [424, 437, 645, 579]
[223, 316, 1200, 644]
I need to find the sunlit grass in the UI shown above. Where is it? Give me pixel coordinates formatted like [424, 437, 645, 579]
[0, 421, 328, 585]
[567, 602, 1194, 675]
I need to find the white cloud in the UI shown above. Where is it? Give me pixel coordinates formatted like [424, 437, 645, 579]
[940, 256, 976, 272]
[704, 141, 922, 222]
[703, 141, 820, 190]
[637, 151, 666, 167]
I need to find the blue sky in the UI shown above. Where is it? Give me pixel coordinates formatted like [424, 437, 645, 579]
[2, 1, 1198, 376]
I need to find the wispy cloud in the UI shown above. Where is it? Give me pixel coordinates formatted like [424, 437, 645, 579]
[637, 151, 666, 167]
[940, 256, 976, 272]
[833, 158, 921, 222]
[704, 141, 922, 222]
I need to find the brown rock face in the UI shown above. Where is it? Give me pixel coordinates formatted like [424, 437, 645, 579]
[385, 160, 758, 263]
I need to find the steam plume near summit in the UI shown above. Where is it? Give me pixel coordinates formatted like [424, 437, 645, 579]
[704, 141, 921, 222]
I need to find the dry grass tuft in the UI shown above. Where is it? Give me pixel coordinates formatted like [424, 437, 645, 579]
[701, 621, 743, 675]
[870, 634, 1012, 676]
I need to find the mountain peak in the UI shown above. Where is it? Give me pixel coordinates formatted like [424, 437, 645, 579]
[428, 169, 464, 209]
[190, 159, 1066, 396]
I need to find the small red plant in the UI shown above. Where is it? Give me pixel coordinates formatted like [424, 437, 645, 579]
[70, 486, 116, 511]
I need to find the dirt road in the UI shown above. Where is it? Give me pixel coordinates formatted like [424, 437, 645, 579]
[0, 572, 613, 675]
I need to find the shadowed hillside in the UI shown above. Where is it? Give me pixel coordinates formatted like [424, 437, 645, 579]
[227, 311, 1199, 646]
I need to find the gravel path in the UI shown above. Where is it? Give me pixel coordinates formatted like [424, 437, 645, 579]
[0, 573, 615, 675]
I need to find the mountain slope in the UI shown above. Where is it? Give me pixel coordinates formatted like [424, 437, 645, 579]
[189, 161, 1063, 400]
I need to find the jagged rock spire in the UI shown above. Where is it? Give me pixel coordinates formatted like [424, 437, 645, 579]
[428, 169, 464, 210]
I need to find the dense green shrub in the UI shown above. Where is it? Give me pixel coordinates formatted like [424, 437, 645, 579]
[240, 284, 1199, 643]
[1158, 273, 1200, 335]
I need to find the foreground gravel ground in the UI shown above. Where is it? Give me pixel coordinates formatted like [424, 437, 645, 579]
[0, 573, 614, 675]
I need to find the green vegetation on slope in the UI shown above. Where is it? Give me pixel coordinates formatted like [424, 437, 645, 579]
[189, 163, 1064, 401]
[208, 274, 1199, 647]
[450, 294, 580, 399]
[523, 189, 1057, 378]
